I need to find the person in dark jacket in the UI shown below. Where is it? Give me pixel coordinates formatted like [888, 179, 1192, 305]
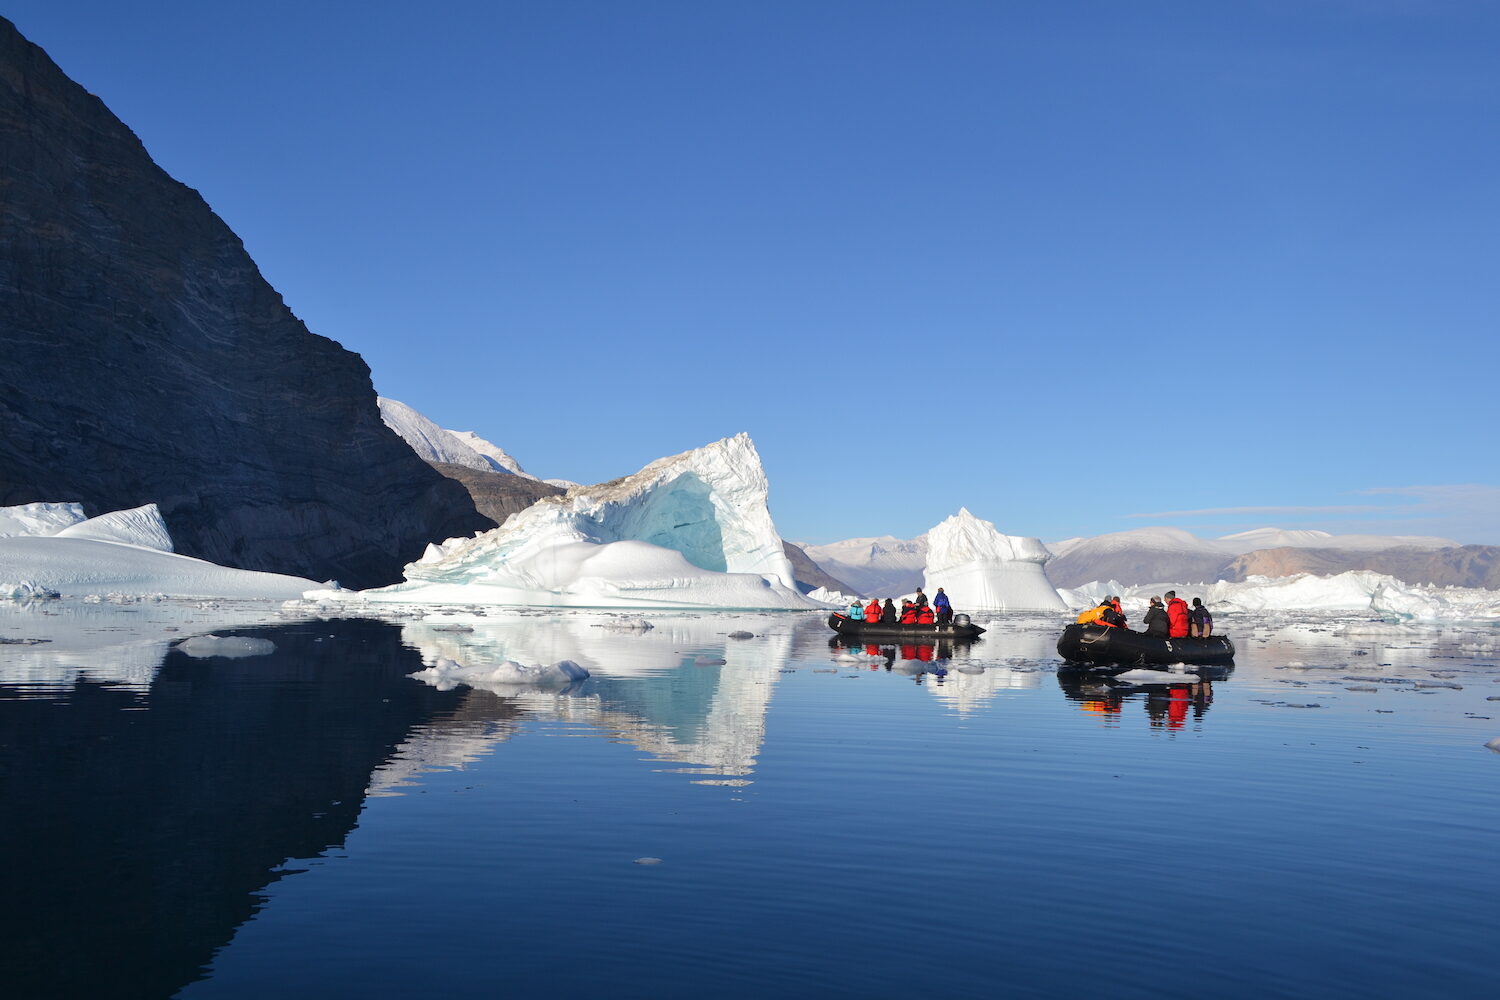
[1109, 595, 1126, 629]
[913, 588, 929, 608]
[1142, 596, 1170, 637]
[933, 588, 952, 624]
[1164, 591, 1190, 638]
[880, 599, 898, 624]
[1190, 598, 1214, 637]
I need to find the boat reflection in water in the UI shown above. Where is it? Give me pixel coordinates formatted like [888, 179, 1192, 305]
[827, 633, 980, 680]
[1056, 663, 1235, 730]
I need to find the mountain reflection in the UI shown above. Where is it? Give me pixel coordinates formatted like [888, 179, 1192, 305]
[0, 618, 468, 999]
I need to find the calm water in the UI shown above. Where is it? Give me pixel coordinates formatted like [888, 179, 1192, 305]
[3, 601, 1499, 999]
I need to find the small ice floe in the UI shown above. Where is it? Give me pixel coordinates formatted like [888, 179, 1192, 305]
[633, 857, 663, 865]
[832, 651, 877, 664]
[1112, 669, 1199, 685]
[0, 637, 51, 645]
[1345, 686, 1381, 693]
[1485, 738, 1500, 754]
[1412, 680, 1463, 690]
[428, 624, 474, 633]
[176, 635, 277, 659]
[410, 657, 589, 691]
[694, 656, 727, 666]
[597, 618, 654, 632]
[727, 631, 754, 639]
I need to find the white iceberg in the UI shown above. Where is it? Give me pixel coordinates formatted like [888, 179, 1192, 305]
[0, 501, 87, 538]
[54, 503, 174, 551]
[0, 502, 317, 599]
[922, 509, 1066, 612]
[340, 434, 817, 609]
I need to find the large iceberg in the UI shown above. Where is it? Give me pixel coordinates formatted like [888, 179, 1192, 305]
[343, 434, 818, 609]
[922, 509, 1066, 611]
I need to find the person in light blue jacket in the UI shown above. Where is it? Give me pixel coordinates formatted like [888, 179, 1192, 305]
[847, 599, 865, 621]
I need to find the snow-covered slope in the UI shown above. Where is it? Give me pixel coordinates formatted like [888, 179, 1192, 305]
[0, 502, 87, 537]
[55, 504, 173, 551]
[1215, 527, 1457, 554]
[447, 429, 535, 479]
[341, 434, 816, 609]
[799, 535, 928, 598]
[378, 397, 540, 480]
[0, 504, 317, 599]
[922, 509, 1065, 611]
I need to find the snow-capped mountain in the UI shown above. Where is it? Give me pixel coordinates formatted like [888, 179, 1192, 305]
[1045, 525, 1465, 589]
[798, 535, 928, 598]
[377, 398, 538, 480]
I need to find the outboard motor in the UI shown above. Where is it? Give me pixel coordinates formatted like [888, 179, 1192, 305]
[954, 614, 970, 626]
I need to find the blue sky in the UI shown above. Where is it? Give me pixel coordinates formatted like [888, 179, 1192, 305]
[10, 1, 1498, 543]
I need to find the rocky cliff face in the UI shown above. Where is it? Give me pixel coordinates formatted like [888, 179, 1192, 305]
[429, 461, 565, 526]
[0, 19, 492, 587]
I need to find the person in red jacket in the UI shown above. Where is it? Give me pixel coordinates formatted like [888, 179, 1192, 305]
[899, 601, 918, 624]
[916, 604, 935, 625]
[865, 598, 882, 623]
[1110, 595, 1126, 629]
[1164, 591, 1190, 638]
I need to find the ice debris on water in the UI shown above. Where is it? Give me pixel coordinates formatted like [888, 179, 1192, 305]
[597, 618, 655, 632]
[410, 657, 589, 691]
[694, 656, 726, 666]
[633, 857, 663, 865]
[1485, 738, 1500, 754]
[727, 631, 754, 639]
[176, 635, 277, 659]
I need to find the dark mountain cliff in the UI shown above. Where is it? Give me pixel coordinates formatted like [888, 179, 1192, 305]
[0, 19, 493, 587]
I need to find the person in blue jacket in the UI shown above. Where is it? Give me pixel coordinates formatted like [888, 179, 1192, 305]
[846, 599, 865, 621]
[933, 587, 953, 624]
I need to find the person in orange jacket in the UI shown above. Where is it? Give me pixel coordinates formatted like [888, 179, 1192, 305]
[1164, 591, 1190, 638]
[865, 598, 882, 623]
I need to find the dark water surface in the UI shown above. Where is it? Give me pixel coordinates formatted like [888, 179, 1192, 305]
[3, 604, 1498, 999]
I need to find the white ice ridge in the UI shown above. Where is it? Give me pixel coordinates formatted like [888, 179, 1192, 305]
[0, 501, 87, 537]
[923, 508, 1066, 611]
[338, 433, 817, 609]
[377, 397, 538, 479]
[0, 502, 316, 599]
[1059, 571, 1500, 622]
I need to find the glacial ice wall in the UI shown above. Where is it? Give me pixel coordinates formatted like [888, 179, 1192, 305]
[922, 509, 1067, 611]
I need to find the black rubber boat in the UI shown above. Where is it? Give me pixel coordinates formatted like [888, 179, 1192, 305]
[1056, 623, 1235, 668]
[828, 613, 985, 641]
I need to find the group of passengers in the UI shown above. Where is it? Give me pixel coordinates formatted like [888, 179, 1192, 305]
[843, 587, 955, 626]
[1077, 590, 1213, 639]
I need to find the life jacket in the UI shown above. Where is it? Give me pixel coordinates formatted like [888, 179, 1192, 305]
[865, 600, 882, 622]
[1166, 598, 1190, 638]
[899, 605, 918, 624]
[916, 606, 935, 624]
[1076, 606, 1106, 625]
[1111, 599, 1125, 625]
[848, 604, 864, 621]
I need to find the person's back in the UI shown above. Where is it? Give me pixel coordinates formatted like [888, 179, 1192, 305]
[916, 604, 935, 625]
[933, 588, 952, 624]
[847, 601, 864, 621]
[865, 599, 882, 623]
[899, 601, 918, 624]
[1110, 596, 1126, 629]
[1165, 591, 1190, 638]
[1190, 598, 1213, 637]
[881, 599, 898, 624]
[1143, 598, 1169, 637]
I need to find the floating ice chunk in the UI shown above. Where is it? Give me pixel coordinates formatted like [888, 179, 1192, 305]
[2, 581, 60, 601]
[597, 618, 655, 632]
[633, 857, 663, 865]
[727, 631, 754, 639]
[409, 657, 589, 691]
[1485, 738, 1500, 753]
[176, 635, 277, 658]
[1111, 669, 1200, 684]
[1412, 680, 1463, 690]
